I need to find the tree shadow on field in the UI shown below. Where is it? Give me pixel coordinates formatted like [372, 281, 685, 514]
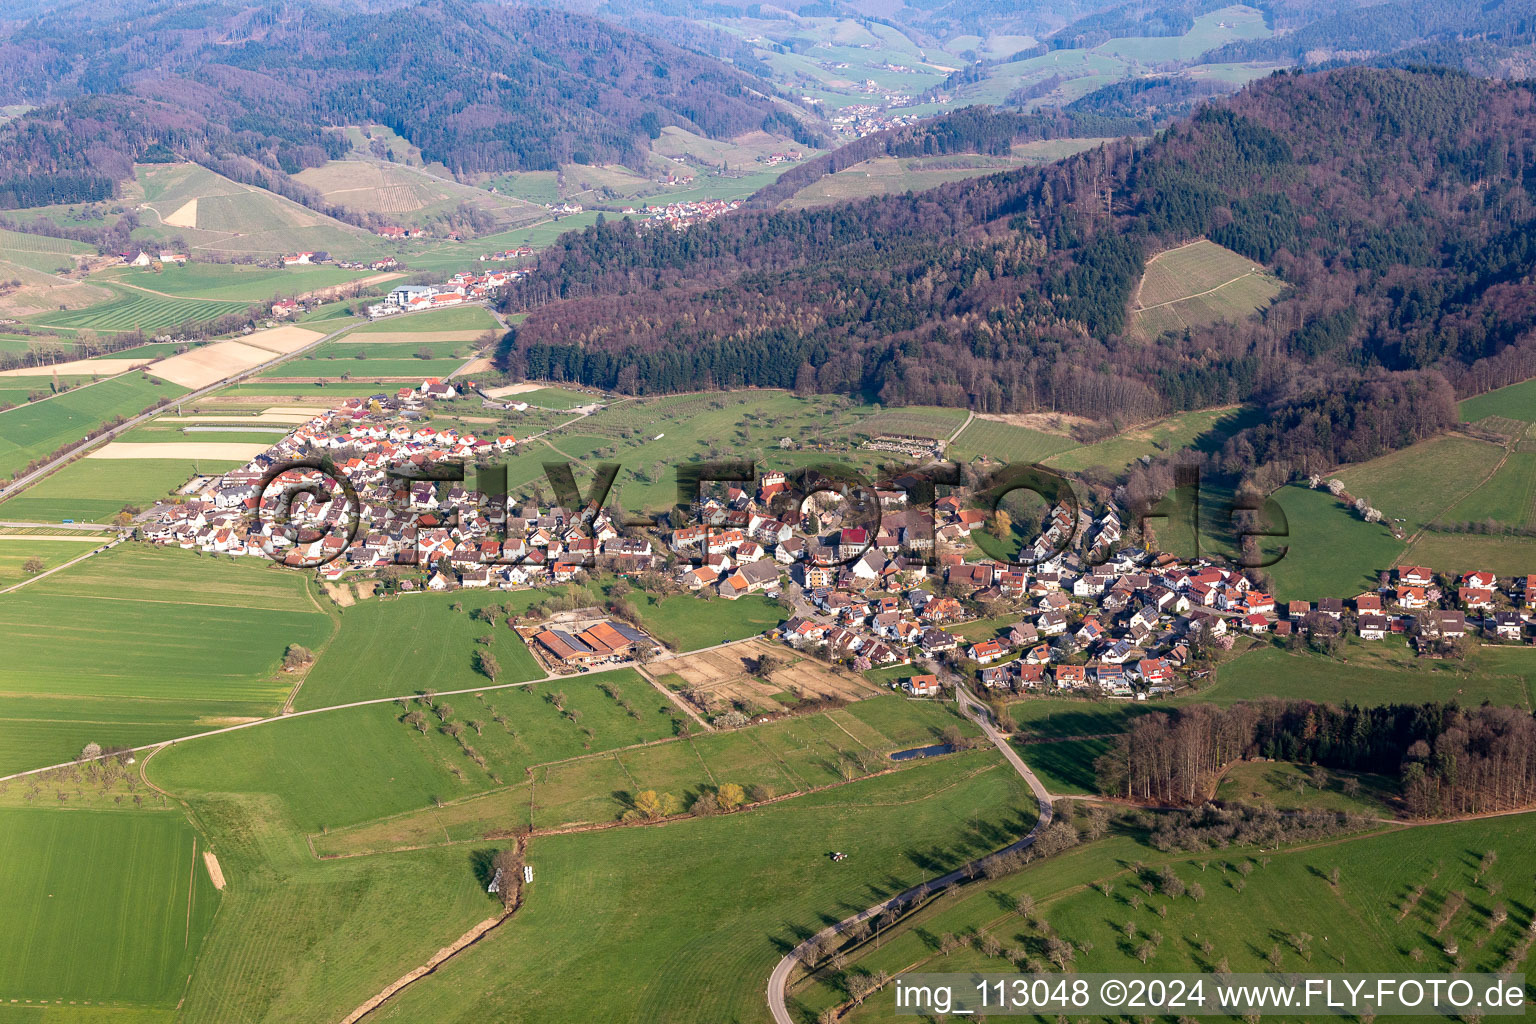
[469, 846, 498, 889]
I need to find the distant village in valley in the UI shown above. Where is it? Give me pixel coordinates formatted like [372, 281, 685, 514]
[132, 387, 1536, 697]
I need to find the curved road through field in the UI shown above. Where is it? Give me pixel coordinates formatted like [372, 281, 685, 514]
[765, 684, 1052, 1024]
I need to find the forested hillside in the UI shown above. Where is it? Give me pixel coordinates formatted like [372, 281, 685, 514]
[0, 0, 814, 205]
[495, 67, 1536, 472]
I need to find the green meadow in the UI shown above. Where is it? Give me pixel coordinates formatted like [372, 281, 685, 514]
[350, 305, 498, 333]
[628, 591, 787, 651]
[0, 373, 187, 480]
[0, 456, 243, 522]
[1460, 377, 1536, 423]
[364, 752, 1036, 1024]
[1334, 433, 1503, 533]
[1214, 760, 1398, 817]
[1441, 450, 1536, 528]
[294, 589, 544, 710]
[1400, 530, 1536, 577]
[0, 538, 100, 585]
[313, 694, 974, 854]
[102, 262, 368, 302]
[157, 667, 677, 831]
[1212, 641, 1534, 709]
[803, 812, 1536, 1023]
[260, 356, 465, 379]
[949, 418, 1078, 466]
[0, 546, 333, 772]
[1044, 406, 1260, 475]
[157, 792, 501, 1024]
[1260, 484, 1406, 601]
[0, 808, 218, 1009]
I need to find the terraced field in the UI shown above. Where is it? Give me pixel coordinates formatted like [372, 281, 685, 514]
[850, 406, 970, 440]
[27, 284, 250, 333]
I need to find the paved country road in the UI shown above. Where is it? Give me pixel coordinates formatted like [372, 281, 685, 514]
[765, 684, 1053, 1024]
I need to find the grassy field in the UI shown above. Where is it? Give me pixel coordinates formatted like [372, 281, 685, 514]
[259, 351, 466, 380]
[313, 695, 976, 853]
[1441, 451, 1536, 527]
[1132, 238, 1284, 337]
[212, 380, 395, 399]
[363, 751, 1036, 1024]
[1261, 484, 1406, 601]
[630, 592, 787, 651]
[149, 790, 503, 1024]
[514, 386, 592, 410]
[805, 812, 1536, 1022]
[401, 215, 603, 275]
[1211, 642, 1534, 709]
[102, 262, 367, 302]
[1094, 4, 1270, 60]
[1399, 531, 1536, 577]
[130, 162, 383, 261]
[948, 417, 1078, 466]
[1214, 760, 1398, 817]
[350, 306, 499, 334]
[0, 808, 218, 1008]
[155, 665, 684, 832]
[25, 283, 241, 333]
[0, 545, 333, 773]
[0, 455, 243, 522]
[1334, 433, 1505, 534]
[1044, 406, 1260, 474]
[294, 590, 543, 710]
[0, 373, 187, 480]
[782, 142, 1108, 209]
[0, 372, 117, 407]
[0, 538, 101, 585]
[1460, 377, 1536, 423]
[1017, 735, 1114, 794]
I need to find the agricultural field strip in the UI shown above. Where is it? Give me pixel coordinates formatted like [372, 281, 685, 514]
[0, 306, 461, 504]
[0, 635, 792, 781]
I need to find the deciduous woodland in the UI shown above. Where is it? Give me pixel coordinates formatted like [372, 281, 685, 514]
[0, 1, 812, 205]
[497, 68, 1536, 475]
[1094, 700, 1536, 818]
